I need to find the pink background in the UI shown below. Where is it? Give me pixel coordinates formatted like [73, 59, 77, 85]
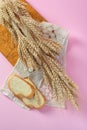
[0, 0, 87, 129]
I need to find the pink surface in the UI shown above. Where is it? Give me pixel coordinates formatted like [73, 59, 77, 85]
[0, 0, 87, 129]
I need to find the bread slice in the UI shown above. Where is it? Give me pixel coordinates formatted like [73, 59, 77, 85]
[22, 90, 46, 109]
[8, 74, 35, 98]
[22, 78, 46, 109]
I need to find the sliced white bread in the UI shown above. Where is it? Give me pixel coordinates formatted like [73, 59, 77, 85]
[23, 78, 46, 109]
[8, 74, 35, 98]
[22, 89, 46, 109]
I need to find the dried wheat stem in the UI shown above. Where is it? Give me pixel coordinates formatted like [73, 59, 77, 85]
[46, 55, 78, 108]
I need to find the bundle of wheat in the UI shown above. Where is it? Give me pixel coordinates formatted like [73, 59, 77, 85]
[0, 0, 79, 109]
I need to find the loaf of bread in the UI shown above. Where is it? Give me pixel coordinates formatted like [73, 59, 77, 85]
[8, 74, 35, 98]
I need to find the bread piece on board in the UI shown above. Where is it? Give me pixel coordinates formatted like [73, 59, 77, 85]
[8, 74, 35, 98]
[22, 90, 46, 109]
[23, 78, 46, 109]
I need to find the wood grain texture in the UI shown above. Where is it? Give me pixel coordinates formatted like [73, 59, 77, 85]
[0, 0, 46, 66]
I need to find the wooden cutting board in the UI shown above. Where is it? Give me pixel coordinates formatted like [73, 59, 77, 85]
[0, 0, 46, 66]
